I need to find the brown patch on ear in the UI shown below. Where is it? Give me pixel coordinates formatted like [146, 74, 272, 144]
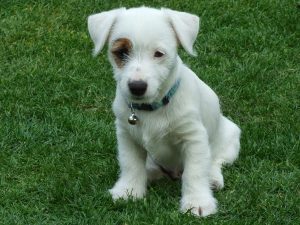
[111, 38, 132, 68]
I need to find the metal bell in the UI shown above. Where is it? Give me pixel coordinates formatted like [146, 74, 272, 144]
[128, 103, 139, 125]
[128, 114, 139, 125]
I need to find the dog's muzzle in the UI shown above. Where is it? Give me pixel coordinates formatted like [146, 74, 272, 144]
[126, 78, 181, 126]
[128, 80, 147, 96]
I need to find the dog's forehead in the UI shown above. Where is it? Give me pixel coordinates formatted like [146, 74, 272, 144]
[110, 8, 175, 46]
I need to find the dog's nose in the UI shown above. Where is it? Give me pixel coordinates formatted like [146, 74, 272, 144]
[128, 80, 147, 96]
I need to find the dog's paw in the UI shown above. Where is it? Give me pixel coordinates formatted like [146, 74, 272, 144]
[109, 181, 146, 201]
[210, 167, 224, 191]
[210, 173, 224, 191]
[180, 195, 217, 217]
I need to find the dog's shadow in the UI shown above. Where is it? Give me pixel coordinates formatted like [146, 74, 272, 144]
[148, 178, 181, 199]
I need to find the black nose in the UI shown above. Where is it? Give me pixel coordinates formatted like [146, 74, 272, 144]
[128, 80, 147, 96]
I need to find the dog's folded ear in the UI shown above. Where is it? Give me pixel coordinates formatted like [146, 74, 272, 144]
[162, 8, 200, 56]
[88, 8, 126, 56]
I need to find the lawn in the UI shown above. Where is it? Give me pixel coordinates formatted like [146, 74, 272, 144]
[0, 0, 299, 224]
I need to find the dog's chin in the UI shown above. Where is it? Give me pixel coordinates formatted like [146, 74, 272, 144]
[129, 96, 151, 104]
[131, 96, 144, 101]
[128, 94, 158, 104]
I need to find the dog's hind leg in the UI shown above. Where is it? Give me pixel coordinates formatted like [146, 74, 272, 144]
[146, 155, 164, 182]
[209, 116, 241, 190]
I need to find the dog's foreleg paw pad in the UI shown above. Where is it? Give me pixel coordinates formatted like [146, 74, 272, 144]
[198, 207, 202, 216]
[180, 196, 217, 217]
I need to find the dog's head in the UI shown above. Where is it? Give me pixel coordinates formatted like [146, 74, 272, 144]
[88, 7, 199, 103]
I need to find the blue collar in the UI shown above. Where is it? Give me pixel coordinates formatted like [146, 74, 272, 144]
[129, 79, 181, 111]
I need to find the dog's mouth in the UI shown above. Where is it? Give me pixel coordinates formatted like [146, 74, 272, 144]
[127, 93, 158, 104]
[131, 95, 144, 100]
[129, 95, 150, 103]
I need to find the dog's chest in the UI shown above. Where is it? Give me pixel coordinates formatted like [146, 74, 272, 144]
[129, 118, 183, 169]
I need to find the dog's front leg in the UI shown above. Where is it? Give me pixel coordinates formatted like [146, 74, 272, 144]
[180, 127, 217, 217]
[109, 127, 147, 200]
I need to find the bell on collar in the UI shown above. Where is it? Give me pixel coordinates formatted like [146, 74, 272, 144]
[128, 113, 139, 125]
[128, 103, 139, 125]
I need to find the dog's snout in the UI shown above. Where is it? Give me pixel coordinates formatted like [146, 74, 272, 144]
[128, 80, 147, 96]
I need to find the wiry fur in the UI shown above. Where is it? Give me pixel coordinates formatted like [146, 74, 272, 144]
[88, 6, 241, 217]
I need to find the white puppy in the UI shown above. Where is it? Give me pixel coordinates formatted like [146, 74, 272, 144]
[88, 6, 241, 217]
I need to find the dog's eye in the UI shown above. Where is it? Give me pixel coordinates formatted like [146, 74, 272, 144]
[154, 51, 165, 58]
[113, 48, 129, 61]
[111, 38, 132, 68]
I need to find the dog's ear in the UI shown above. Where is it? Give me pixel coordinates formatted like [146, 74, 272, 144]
[162, 9, 200, 56]
[88, 8, 126, 56]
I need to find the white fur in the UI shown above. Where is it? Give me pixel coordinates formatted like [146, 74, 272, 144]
[88, 6, 241, 217]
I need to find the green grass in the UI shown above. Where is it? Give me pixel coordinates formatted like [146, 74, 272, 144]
[0, 0, 299, 224]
